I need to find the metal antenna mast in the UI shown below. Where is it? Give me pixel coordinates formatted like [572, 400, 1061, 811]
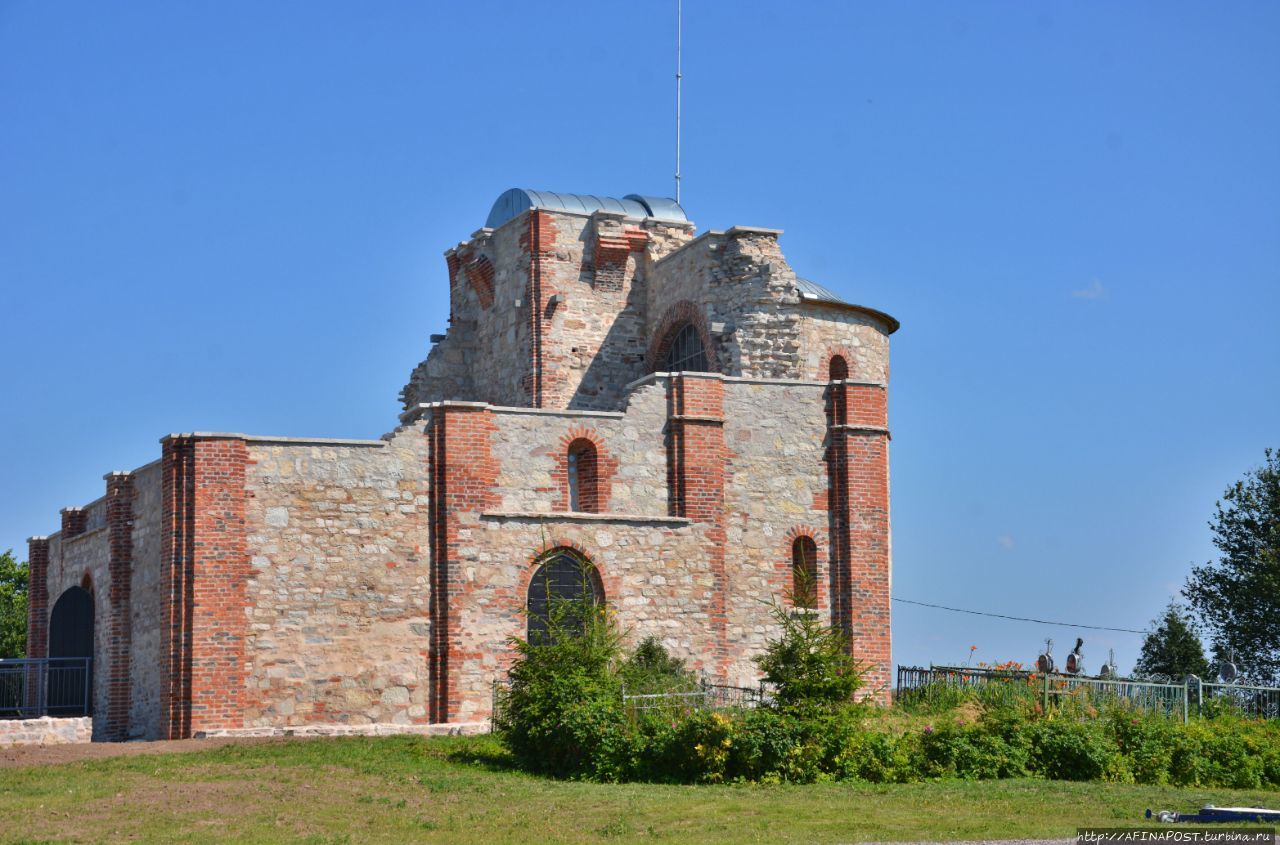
[675, 0, 682, 204]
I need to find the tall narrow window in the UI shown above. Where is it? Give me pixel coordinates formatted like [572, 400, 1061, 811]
[792, 536, 819, 609]
[827, 356, 849, 425]
[526, 551, 604, 643]
[567, 439, 600, 513]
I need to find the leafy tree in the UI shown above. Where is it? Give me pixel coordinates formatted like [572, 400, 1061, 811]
[1183, 448, 1280, 684]
[1133, 603, 1210, 681]
[0, 550, 28, 658]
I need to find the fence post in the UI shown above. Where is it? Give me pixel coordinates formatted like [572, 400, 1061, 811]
[1042, 673, 1050, 713]
[1182, 677, 1189, 724]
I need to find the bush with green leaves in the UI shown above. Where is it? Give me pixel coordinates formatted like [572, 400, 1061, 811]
[497, 573, 1280, 786]
[496, 586, 627, 778]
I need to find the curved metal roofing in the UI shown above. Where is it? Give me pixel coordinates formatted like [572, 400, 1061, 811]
[484, 189, 689, 230]
[796, 278, 900, 334]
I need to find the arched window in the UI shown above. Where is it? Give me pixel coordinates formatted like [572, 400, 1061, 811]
[664, 323, 709, 373]
[567, 439, 599, 513]
[791, 536, 818, 609]
[526, 551, 604, 643]
[828, 355, 849, 381]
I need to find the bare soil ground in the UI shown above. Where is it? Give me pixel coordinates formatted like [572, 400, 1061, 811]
[0, 735, 280, 767]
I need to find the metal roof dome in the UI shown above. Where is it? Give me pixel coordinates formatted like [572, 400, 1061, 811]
[796, 278, 900, 333]
[484, 189, 689, 230]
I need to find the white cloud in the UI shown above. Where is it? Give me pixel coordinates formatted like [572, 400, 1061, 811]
[1072, 278, 1107, 300]
[997, 535, 1015, 550]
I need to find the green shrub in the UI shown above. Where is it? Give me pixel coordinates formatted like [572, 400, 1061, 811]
[1029, 719, 1118, 781]
[620, 636, 697, 695]
[498, 592, 626, 778]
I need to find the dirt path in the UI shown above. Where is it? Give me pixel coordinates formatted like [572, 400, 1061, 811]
[0, 736, 282, 768]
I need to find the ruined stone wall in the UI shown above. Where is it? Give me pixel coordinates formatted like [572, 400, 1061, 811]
[647, 230, 806, 379]
[128, 461, 164, 739]
[402, 210, 696, 413]
[241, 431, 431, 729]
[797, 304, 891, 384]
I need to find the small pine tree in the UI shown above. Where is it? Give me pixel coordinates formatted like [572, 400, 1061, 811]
[1134, 603, 1211, 681]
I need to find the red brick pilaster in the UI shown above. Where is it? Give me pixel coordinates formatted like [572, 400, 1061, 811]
[666, 375, 729, 680]
[25, 536, 50, 659]
[826, 382, 891, 701]
[23, 536, 49, 712]
[159, 435, 248, 739]
[60, 507, 87, 539]
[426, 404, 497, 723]
[519, 209, 560, 407]
[103, 471, 134, 740]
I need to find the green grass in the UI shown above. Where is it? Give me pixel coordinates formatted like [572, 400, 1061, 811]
[1, 735, 1276, 844]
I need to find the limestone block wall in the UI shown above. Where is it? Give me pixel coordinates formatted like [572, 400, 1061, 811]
[486, 382, 670, 517]
[797, 305, 891, 383]
[0, 716, 92, 747]
[128, 461, 164, 739]
[720, 380, 834, 683]
[241, 431, 431, 728]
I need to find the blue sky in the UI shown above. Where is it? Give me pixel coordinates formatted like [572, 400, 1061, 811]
[2, 1, 1277, 675]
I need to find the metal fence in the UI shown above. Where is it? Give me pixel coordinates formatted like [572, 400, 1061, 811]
[897, 664, 1280, 723]
[1197, 680, 1280, 720]
[0, 658, 93, 719]
[489, 676, 768, 731]
[623, 680, 769, 718]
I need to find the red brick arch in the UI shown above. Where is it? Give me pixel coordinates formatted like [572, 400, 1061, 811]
[647, 300, 720, 373]
[782, 526, 827, 609]
[824, 347, 854, 381]
[517, 540, 621, 612]
[552, 427, 618, 513]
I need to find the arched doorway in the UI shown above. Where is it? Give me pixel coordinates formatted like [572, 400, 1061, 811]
[47, 586, 93, 716]
[525, 551, 604, 643]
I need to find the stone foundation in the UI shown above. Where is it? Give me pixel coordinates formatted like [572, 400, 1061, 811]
[0, 717, 93, 747]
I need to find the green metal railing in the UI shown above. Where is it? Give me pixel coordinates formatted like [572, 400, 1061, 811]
[896, 664, 1280, 722]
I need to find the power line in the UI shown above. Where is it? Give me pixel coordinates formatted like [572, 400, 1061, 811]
[892, 597, 1149, 635]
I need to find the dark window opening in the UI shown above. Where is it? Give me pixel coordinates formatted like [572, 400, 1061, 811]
[791, 537, 818, 609]
[526, 552, 604, 643]
[665, 322, 709, 373]
[567, 439, 600, 513]
[829, 356, 849, 381]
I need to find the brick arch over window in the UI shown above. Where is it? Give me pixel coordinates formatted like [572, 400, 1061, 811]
[825, 348, 853, 426]
[824, 347, 854, 381]
[523, 546, 605, 643]
[567, 439, 598, 513]
[647, 300, 719, 374]
[553, 428, 617, 513]
[782, 527, 827, 610]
